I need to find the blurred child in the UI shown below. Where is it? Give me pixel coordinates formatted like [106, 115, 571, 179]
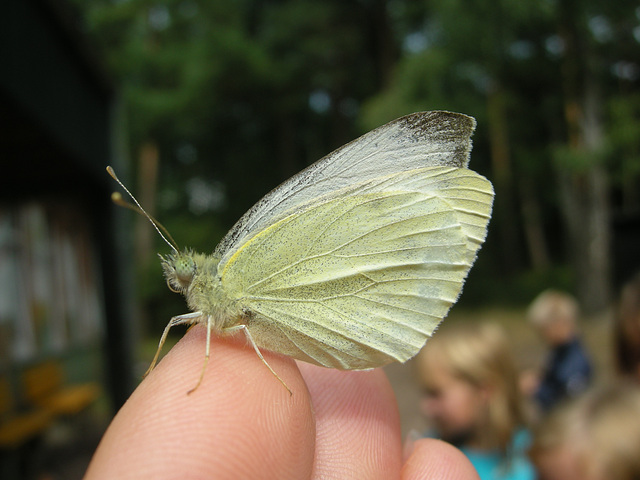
[417, 323, 535, 480]
[529, 381, 640, 480]
[613, 273, 640, 380]
[526, 290, 592, 412]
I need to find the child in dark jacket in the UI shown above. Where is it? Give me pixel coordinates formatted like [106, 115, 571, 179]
[526, 290, 592, 413]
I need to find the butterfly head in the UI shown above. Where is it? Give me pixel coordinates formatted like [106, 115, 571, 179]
[162, 250, 197, 294]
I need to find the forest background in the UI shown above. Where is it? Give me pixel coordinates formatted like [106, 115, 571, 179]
[72, 0, 640, 335]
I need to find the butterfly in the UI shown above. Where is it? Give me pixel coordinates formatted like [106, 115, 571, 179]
[109, 110, 494, 394]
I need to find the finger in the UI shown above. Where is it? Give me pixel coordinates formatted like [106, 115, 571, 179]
[86, 326, 315, 480]
[402, 438, 480, 480]
[297, 363, 403, 479]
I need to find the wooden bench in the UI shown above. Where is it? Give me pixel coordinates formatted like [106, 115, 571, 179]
[22, 361, 101, 416]
[0, 375, 53, 449]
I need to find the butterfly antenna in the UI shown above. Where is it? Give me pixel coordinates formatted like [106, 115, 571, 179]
[110, 191, 180, 250]
[107, 166, 179, 254]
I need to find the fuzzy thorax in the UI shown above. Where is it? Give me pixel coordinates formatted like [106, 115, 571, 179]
[161, 250, 241, 332]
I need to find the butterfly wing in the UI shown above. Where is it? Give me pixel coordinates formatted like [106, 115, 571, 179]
[214, 111, 477, 263]
[219, 166, 493, 369]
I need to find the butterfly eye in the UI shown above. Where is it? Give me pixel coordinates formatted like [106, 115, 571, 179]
[174, 255, 196, 285]
[162, 253, 197, 293]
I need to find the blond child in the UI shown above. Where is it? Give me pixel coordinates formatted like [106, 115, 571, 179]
[529, 381, 640, 480]
[417, 323, 534, 480]
[526, 290, 592, 411]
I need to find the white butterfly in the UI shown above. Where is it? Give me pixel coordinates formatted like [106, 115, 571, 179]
[109, 110, 494, 394]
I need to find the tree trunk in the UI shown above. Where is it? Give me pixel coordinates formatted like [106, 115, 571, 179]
[487, 86, 523, 273]
[135, 141, 159, 269]
[556, 1, 611, 313]
[519, 176, 551, 271]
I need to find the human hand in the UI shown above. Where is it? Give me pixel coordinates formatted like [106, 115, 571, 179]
[85, 326, 479, 479]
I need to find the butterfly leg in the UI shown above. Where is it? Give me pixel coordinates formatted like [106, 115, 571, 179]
[187, 314, 214, 395]
[145, 311, 204, 378]
[223, 324, 292, 395]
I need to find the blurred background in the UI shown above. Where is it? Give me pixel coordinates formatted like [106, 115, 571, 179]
[1, 0, 639, 478]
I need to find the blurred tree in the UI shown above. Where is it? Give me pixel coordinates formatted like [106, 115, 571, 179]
[72, 0, 640, 317]
[553, 0, 611, 313]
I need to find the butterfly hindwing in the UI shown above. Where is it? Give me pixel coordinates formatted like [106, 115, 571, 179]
[220, 166, 493, 369]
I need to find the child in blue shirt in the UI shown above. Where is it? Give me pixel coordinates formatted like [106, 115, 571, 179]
[417, 323, 535, 480]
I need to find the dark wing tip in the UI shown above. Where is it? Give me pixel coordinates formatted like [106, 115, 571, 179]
[399, 110, 476, 133]
[394, 111, 477, 168]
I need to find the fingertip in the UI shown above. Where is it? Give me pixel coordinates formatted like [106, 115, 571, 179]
[87, 326, 315, 479]
[298, 364, 403, 479]
[402, 438, 479, 480]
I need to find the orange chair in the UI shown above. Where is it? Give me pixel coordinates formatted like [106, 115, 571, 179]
[0, 375, 52, 449]
[22, 361, 101, 416]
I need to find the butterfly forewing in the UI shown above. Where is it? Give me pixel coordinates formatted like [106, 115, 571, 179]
[214, 111, 477, 264]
